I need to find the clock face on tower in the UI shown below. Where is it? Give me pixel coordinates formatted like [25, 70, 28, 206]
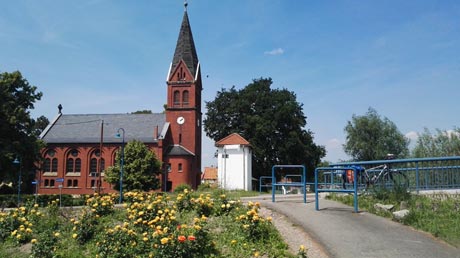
[177, 116, 185, 125]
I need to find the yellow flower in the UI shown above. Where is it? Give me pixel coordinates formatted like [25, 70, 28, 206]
[143, 237, 149, 242]
[254, 251, 260, 257]
[299, 245, 306, 252]
[31, 239, 37, 244]
[54, 232, 60, 237]
[231, 240, 237, 245]
[72, 233, 78, 239]
[160, 237, 169, 245]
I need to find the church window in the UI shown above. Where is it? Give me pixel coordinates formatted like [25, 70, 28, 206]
[75, 158, 81, 172]
[47, 149, 56, 157]
[44, 159, 51, 172]
[43, 149, 57, 173]
[173, 90, 180, 106]
[66, 149, 81, 174]
[182, 90, 189, 106]
[44, 179, 49, 187]
[67, 179, 72, 187]
[178, 163, 183, 172]
[90, 158, 98, 174]
[73, 180, 78, 187]
[66, 158, 74, 172]
[51, 158, 58, 172]
[50, 179, 55, 187]
[89, 149, 104, 177]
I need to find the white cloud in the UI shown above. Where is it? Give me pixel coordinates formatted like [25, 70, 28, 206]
[264, 48, 284, 55]
[405, 131, 419, 140]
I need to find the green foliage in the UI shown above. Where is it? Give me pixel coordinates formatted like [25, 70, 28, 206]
[174, 183, 192, 193]
[0, 191, 295, 257]
[412, 128, 460, 157]
[343, 107, 409, 161]
[104, 140, 162, 191]
[131, 110, 153, 114]
[204, 78, 325, 180]
[30, 229, 60, 258]
[0, 71, 45, 191]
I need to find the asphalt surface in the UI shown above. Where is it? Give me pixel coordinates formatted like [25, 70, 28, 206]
[243, 194, 459, 258]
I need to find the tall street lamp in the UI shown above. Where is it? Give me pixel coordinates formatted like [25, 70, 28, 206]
[13, 157, 21, 206]
[116, 128, 125, 204]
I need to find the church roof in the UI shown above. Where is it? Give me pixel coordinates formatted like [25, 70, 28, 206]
[166, 144, 195, 156]
[170, 10, 199, 78]
[215, 133, 251, 146]
[40, 113, 167, 144]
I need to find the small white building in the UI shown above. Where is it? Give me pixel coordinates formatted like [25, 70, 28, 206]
[216, 133, 252, 191]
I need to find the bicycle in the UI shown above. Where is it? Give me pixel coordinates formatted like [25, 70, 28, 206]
[342, 154, 409, 194]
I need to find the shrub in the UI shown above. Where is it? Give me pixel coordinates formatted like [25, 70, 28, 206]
[174, 183, 192, 194]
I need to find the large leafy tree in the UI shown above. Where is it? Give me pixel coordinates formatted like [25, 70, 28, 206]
[343, 107, 409, 161]
[0, 71, 45, 193]
[204, 78, 325, 180]
[412, 128, 460, 157]
[104, 140, 162, 191]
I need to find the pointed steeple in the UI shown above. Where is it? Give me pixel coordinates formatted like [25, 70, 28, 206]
[170, 8, 199, 79]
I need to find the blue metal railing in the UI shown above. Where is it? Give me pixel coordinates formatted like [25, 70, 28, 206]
[259, 176, 273, 193]
[271, 165, 307, 203]
[315, 167, 359, 212]
[331, 156, 460, 193]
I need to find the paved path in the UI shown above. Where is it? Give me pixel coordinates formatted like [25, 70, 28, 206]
[243, 195, 459, 258]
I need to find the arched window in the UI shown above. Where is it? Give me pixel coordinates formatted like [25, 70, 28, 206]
[51, 158, 58, 172]
[89, 149, 104, 177]
[173, 90, 180, 106]
[90, 158, 98, 175]
[66, 149, 81, 174]
[75, 158, 81, 172]
[44, 159, 51, 172]
[182, 90, 189, 106]
[43, 149, 56, 173]
[66, 158, 74, 172]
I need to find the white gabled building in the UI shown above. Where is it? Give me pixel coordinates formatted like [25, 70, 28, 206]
[216, 133, 252, 191]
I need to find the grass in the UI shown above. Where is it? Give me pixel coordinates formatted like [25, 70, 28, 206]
[327, 187, 460, 247]
[0, 188, 304, 258]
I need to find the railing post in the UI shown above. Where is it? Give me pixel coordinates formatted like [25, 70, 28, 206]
[353, 167, 358, 212]
[315, 168, 319, 211]
[416, 162, 419, 194]
[302, 166, 306, 204]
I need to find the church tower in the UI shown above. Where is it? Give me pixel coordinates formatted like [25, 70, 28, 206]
[164, 3, 202, 190]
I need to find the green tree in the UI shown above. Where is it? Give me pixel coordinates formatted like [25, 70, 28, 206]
[412, 128, 460, 157]
[131, 110, 152, 114]
[343, 107, 409, 161]
[204, 78, 325, 180]
[0, 71, 44, 192]
[104, 140, 162, 191]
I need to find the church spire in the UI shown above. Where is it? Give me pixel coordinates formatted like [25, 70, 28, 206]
[170, 4, 199, 79]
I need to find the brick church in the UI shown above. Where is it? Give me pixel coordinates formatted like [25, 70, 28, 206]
[37, 6, 202, 195]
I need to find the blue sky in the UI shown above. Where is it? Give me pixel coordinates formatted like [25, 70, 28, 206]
[1, 1, 459, 167]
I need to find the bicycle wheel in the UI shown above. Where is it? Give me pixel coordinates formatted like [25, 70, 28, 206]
[389, 171, 409, 190]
